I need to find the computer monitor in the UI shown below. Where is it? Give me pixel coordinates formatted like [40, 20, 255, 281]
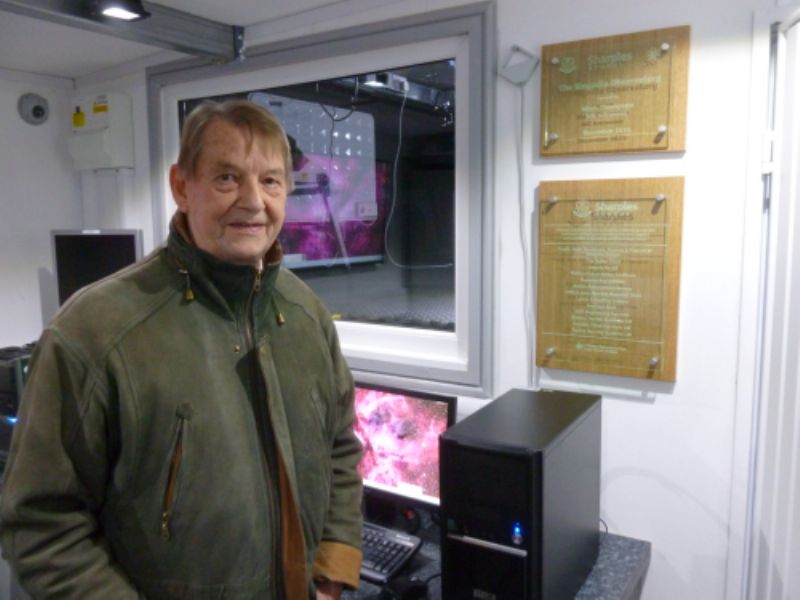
[250, 91, 383, 270]
[52, 229, 143, 305]
[353, 383, 456, 516]
[180, 91, 386, 271]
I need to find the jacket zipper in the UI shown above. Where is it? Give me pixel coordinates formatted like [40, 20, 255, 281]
[244, 266, 283, 597]
[243, 264, 262, 359]
[160, 413, 188, 540]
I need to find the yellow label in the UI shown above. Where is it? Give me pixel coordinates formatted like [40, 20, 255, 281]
[92, 103, 108, 113]
[72, 109, 85, 128]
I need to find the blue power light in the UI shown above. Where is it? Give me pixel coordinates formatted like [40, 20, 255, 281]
[3, 416, 18, 425]
[511, 522, 524, 545]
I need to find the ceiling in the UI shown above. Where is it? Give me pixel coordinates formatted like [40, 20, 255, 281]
[0, 0, 356, 80]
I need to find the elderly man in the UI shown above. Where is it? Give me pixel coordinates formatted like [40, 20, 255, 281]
[0, 100, 363, 599]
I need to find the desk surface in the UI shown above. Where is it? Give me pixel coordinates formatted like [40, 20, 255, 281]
[345, 529, 651, 600]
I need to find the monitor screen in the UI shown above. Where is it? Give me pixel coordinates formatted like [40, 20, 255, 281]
[354, 383, 456, 508]
[180, 91, 387, 271]
[249, 91, 383, 270]
[52, 229, 143, 305]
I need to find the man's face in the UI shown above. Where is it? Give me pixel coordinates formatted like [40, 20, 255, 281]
[170, 119, 288, 267]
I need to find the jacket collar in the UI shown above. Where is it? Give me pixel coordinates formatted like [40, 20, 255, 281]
[166, 211, 283, 322]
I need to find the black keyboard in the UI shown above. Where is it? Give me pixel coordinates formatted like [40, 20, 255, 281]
[360, 521, 422, 584]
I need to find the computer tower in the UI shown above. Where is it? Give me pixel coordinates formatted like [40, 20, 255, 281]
[440, 388, 601, 600]
[0, 348, 32, 472]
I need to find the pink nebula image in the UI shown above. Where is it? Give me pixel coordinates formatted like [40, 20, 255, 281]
[354, 387, 449, 503]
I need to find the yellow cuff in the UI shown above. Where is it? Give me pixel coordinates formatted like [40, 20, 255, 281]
[313, 540, 362, 590]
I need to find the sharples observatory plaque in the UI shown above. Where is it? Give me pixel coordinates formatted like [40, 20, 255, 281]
[536, 178, 683, 381]
[540, 26, 690, 156]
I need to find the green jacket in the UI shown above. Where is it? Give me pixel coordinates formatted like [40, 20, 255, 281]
[0, 225, 363, 599]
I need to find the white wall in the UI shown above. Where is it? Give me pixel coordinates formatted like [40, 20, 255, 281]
[511, 2, 768, 598]
[1, 0, 777, 598]
[0, 70, 81, 347]
[244, 1, 774, 598]
[74, 53, 181, 252]
[508, 2, 765, 599]
[0, 56, 171, 350]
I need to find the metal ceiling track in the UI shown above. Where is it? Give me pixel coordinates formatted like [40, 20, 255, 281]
[0, 0, 243, 62]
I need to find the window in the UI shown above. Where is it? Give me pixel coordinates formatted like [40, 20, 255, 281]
[179, 59, 456, 332]
[148, 5, 494, 393]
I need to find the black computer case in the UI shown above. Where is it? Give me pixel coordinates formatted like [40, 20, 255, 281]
[439, 388, 602, 600]
[0, 348, 32, 471]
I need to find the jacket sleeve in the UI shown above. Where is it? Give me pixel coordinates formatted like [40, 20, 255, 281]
[0, 329, 142, 599]
[312, 318, 363, 589]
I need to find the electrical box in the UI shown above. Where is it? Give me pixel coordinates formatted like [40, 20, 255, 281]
[68, 92, 134, 170]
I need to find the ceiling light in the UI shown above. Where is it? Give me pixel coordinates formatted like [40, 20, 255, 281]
[102, 8, 140, 20]
[99, 0, 150, 21]
[0, 0, 237, 59]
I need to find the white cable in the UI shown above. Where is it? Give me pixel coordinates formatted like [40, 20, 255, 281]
[320, 102, 353, 267]
[384, 86, 454, 270]
[498, 44, 539, 384]
[514, 85, 534, 385]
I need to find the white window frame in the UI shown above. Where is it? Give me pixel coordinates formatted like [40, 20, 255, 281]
[147, 4, 495, 395]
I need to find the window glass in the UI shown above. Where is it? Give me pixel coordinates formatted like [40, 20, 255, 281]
[180, 59, 456, 332]
[153, 6, 493, 390]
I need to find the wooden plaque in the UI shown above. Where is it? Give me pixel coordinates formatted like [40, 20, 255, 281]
[536, 178, 683, 380]
[540, 26, 690, 156]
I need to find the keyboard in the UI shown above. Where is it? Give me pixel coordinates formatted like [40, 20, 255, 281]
[360, 521, 422, 584]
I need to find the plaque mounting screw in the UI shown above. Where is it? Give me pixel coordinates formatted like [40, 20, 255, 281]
[660, 42, 671, 52]
[649, 357, 660, 367]
[657, 124, 668, 134]
[551, 57, 560, 65]
[547, 195, 559, 205]
[547, 132, 560, 143]
[545, 347, 556, 357]
[655, 194, 666, 202]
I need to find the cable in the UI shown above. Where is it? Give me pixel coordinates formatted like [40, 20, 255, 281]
[384, 86, 454, 270]
[319, 102, 354, 124]
[498, 44, 539, 385]
[315, 80, 359, 268]
[599, 518, 609, 534]
[514, 83, 534, 386]
[423, 572, 442, 585]
[316, 79, 357, 124]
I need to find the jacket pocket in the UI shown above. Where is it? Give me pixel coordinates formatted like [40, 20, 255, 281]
[159, 403, 192, 541]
